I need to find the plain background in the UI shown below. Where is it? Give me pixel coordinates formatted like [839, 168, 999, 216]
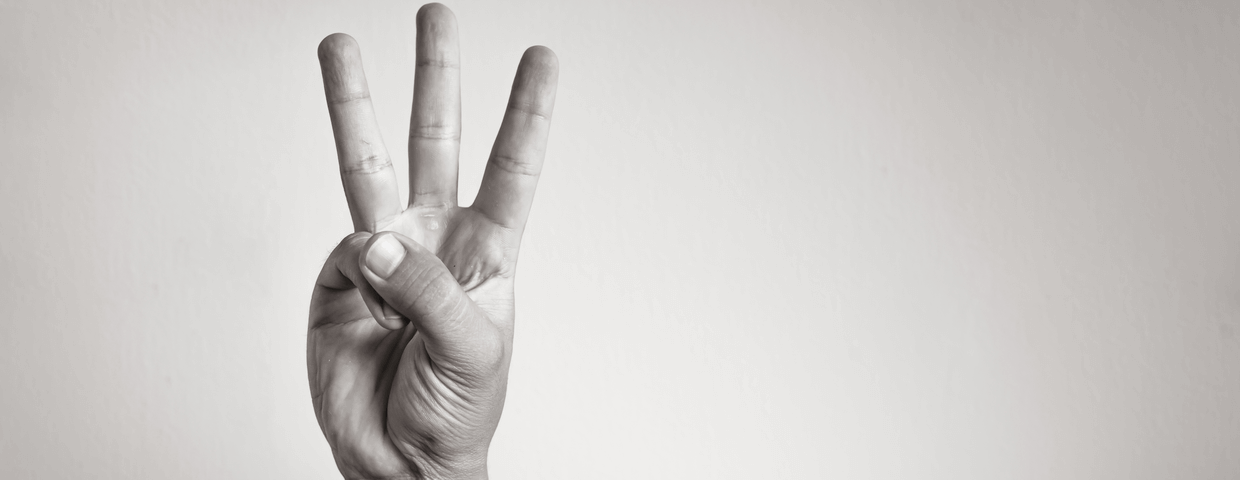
[2, 0, 1238, 478]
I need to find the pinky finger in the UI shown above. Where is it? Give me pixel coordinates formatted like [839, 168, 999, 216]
[313, 232, 408, 331]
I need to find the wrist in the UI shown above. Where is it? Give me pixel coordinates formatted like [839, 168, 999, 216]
[416, 467, 487, 480]
[408, 454, 488, 480]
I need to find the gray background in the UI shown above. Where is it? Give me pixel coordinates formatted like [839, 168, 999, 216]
[2, 0, 1238, 478]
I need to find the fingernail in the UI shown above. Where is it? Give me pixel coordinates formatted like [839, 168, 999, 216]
[382, 303, 403, 324]
[366, 234, 406, 278]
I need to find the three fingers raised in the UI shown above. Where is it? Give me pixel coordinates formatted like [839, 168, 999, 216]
[320, 7, 559, 240]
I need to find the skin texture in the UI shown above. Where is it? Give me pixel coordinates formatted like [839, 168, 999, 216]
[306, 4, 558, 479]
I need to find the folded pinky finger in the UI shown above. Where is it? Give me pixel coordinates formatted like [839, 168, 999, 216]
[312, 232, 407, 331]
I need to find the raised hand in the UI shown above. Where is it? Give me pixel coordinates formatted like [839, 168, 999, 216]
[306, 4, 557, 479]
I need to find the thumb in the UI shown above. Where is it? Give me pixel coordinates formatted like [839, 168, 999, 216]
[359, 232, 502, 367]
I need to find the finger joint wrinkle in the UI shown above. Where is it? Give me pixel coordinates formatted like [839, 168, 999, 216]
[408, 268, 460, 318]
[507, 102, 550, 121]
[326, 91, 371, 105]
[415, 59, 459, 69]
[409, 124, 461, 140]
[341, 154, 391, 174]
[488, 153, 540, 177]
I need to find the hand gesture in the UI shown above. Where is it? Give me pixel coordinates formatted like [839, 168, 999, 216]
[306, 4, 558, 479]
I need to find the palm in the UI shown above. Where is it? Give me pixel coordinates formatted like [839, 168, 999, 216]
[305, 4, 557, 479]
[309, 208, 515, 478]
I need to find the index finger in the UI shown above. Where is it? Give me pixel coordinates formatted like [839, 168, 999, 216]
[319, 33, 402, 232]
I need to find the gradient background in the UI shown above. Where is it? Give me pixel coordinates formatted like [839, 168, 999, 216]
[2, 0, 1239, 478]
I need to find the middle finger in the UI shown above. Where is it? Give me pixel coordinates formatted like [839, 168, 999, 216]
[407, 3, 462, 208]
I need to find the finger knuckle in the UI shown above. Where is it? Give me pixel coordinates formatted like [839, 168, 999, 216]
[488, 152, 540, 177]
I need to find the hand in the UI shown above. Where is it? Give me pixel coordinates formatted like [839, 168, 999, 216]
[306, 4, 558, 479]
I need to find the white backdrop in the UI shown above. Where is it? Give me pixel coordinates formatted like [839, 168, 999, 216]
[2, 1, 1238, 478]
